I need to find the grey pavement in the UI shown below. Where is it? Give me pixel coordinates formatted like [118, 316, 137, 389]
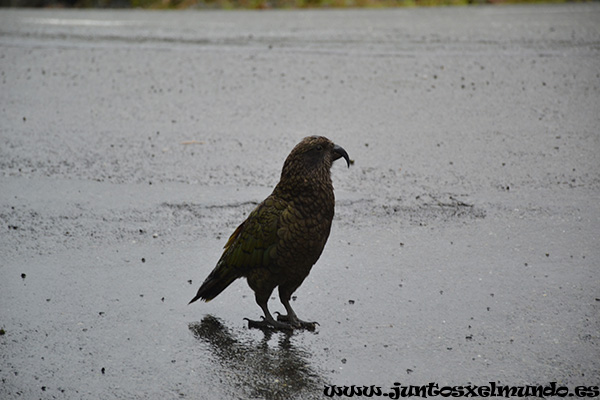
[1, 4, 599, 399]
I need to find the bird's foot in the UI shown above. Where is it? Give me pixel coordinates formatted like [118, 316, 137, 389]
[244, 316, 294, 332]
[275, 312, 319, 331]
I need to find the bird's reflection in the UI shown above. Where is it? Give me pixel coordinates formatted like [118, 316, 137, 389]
[189, 315, 326, 400]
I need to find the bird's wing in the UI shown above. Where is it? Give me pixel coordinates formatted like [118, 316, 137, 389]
[222, 196, 287, 273]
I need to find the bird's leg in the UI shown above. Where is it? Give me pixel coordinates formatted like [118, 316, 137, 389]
[277, 290, 318, 331]
[245, 294, 294, 331]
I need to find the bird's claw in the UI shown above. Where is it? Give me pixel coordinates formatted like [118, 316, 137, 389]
[276, 313, 318, 331]
[297, 321, 318, 332]
[245, 317, 294, 331]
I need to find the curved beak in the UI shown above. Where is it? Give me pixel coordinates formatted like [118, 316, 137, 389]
[332, 144, 350, 168]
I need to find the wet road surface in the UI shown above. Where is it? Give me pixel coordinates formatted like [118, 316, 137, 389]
[1, 5, 599, 399]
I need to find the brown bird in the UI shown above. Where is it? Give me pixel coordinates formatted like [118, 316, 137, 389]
[189, 136, 350, 331]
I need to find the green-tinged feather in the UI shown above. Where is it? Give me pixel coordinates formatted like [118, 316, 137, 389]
[189, 136, 350, 331]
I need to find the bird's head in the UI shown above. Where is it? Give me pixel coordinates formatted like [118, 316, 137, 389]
[282, 136, 350, 178]
[276, 136, 350, 200]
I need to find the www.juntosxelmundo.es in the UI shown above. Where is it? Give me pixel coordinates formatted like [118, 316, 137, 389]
[323, 382, 600, 398]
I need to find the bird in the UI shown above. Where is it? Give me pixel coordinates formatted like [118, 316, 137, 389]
[189, 136, 350, 331]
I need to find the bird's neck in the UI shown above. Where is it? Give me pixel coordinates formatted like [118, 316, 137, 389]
[273, 170, 335, 211]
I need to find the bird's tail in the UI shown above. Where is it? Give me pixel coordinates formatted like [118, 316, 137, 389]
[188, 267, 239, 304]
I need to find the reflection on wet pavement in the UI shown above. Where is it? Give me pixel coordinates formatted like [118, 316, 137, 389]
[189, 315, 326, 400]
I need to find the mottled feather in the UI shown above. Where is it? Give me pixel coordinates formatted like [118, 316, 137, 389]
[189, 136, 350, 330]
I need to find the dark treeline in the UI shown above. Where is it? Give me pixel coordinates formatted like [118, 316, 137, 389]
[0, 0, 556, 9]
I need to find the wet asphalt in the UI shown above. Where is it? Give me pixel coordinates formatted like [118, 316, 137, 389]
[1, 4, 599, 399]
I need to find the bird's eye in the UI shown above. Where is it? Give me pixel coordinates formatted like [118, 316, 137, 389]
[315, 145, 323, 152]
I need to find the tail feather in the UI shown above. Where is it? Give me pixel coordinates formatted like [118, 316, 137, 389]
[189, 269, 238, 304]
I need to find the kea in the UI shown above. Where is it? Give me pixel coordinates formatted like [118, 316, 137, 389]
[189, 136, 350, 331]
